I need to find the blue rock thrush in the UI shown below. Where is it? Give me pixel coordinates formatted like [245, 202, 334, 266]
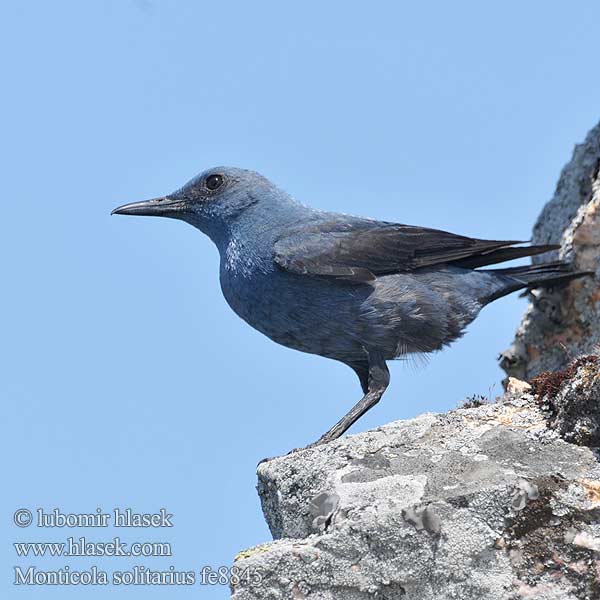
[112, 167, 591, 449]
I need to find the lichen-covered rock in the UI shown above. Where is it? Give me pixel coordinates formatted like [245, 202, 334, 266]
[231, 393, 600, 600]
[500, 122, 600, 381]
[532, 355, 600, 447]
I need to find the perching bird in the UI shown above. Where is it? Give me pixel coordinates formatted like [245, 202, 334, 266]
[112, 167, 590, 449]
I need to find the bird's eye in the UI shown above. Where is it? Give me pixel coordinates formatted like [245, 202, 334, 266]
[206, 174, 224, 191]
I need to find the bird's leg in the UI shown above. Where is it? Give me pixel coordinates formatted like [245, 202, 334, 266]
[308, 352, 390, 448]
[258, 355, 389, 464]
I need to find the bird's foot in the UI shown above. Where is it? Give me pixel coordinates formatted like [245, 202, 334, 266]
[257, 441, 323, 466]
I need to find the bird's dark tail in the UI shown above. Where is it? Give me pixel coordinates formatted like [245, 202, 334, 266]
[482, 261, 594, 302]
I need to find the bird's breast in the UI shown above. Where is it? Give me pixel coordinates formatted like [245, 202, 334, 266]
[219, 240, 278, 327]
[218, 260, 364, 358]
[219, 267, 294, 340]
[224, 238, 262, 278]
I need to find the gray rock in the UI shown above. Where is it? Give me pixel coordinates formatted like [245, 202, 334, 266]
[500, 121, 600, 380]
[231, 389, 600, 599]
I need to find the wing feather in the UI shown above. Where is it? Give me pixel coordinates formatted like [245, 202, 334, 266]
[273, 220, 552, 282]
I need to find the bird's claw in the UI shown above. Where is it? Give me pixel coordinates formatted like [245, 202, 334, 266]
[257, 442, 321, 466]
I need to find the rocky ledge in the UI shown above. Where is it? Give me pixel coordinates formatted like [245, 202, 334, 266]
[231, 357, 600, 600]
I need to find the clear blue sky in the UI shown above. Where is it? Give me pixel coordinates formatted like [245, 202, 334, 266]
[2, 2, 600, 598]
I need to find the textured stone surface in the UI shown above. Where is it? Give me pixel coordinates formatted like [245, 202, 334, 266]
[533, 356, 600, 447]
[231, 373, 600, 599]
[500, 122, 600, 381]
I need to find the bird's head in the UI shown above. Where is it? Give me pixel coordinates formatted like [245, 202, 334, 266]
[112, 166, 277, 239]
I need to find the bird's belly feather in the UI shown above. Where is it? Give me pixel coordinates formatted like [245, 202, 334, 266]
[219, 266, 486, 362]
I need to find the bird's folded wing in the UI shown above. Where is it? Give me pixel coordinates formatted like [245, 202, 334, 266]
[273, 220, 543, 282]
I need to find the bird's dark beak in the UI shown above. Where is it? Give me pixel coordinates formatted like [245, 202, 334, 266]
[111, 196, 185, 217]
